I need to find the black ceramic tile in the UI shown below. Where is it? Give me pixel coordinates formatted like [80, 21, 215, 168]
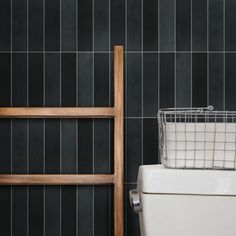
[61, 0, 76, 51]
[12, 0, 27, 51]
[226, 0, 236, 51]
[61, 186, 76, 236]
[94, 186, 110, 236]
[176, 53, 191, 107]
[143, 118, 158, 165]
[192, 53, 207, 107]
[77, 186, 93, 236]
[110, 0, 125, 50]
[209, 53, 224, 110]
[159, 0, 174, 51]
[45, 0, 60, 51]
[143, 53, 158, 117]
[143, 0, 158, 51]
[127, 0, 142, 51]
[126, 119, 142, 183]
[176, 0, 191, 51]
[78, 0, 93, 51]
[159, 53, 175, 108]
[28, 0, 43, 51]
[127, 53, 142, 117]
[125, 184, 140, 236]
[12, 187, 27, 236]
[209, 0, 223, 51]
[0, 0, 11, 51]
[226, 53, 236, 110]
[192, 0, 207, 51]
[94, 0, 109, 51]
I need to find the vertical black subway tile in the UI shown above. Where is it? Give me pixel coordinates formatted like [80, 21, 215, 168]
[176, 0, 191, 51]
[226, 53, 236, 110]
[29, 0, 43, 51]
[110, 0, 125, 50]
[209, 0, 223, 51]
[143, 53, 158, 117]
[143, 119, 158, 165]
[176, 53, 191, 107]
[127, 0, 142, 51]
[78, 0, 92, 51]
[45, 0, 60, 51]
[125, 184, 140, 236]
[159, 53, 175, 108]
[192, 0, 207, 51]
[192, 53, 207, 107]
[209, 53, 224, 110]
[226, 0, 236, 51]
[78, 186, 93, 236]
[94, 186, 110, 236]
[12, 0, 27, 51]
[28, 53, 44, 236]
[0, 0, 11, 51]
[61, 187, 76, 236]
[61, 0, 76, 51]
[159, 0, 174, 51]
[126, 119, 142, 183]
[127, 53, 142, 117]
[94, 0, 109, 51]
[143, 0, 158, 51]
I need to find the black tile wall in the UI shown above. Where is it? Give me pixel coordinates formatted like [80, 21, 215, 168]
[0, 0, 234, 235]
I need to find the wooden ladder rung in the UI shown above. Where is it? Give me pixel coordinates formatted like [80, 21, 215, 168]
[0, 174, 114, 185]
[0, 107, 115, 118]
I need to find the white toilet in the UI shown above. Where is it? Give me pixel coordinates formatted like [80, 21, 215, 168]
[130, 164, 236, 236]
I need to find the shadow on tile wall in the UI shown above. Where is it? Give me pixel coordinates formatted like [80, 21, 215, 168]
[0, 0, 234, 235]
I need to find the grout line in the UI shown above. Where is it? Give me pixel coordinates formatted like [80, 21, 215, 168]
[174, 0, 177, 108]
[141, 0, 144, 166]
[207, 0, 209, 106]
[157, 0, 160, 163]
[191, 0, 193, 107]
[223, 0, 226, 111]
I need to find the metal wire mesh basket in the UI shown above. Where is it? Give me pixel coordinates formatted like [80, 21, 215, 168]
[158, 106, 236, 170]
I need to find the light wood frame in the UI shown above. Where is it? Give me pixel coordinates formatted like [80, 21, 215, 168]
[0, 46, 124, 236]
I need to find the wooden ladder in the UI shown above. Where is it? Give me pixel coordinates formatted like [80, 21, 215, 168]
[0, 46, 124, 236]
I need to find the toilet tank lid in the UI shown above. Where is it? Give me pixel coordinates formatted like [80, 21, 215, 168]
[137, 165, 236, 195]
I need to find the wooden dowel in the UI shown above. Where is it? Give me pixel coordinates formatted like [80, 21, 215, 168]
[0, 107, 114, 118]
[0, 174, 114, 185]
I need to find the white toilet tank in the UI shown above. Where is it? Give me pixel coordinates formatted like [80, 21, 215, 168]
[130, 164, 236, 236]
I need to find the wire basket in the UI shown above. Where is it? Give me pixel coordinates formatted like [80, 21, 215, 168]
[158, 106, 236, 170]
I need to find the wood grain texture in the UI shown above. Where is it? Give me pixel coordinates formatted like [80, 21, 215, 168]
[0, 174, 114, 185]
[114, 46, 124, 236]
[0, 107, 114, 118]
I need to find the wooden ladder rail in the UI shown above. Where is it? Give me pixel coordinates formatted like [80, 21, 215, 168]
[0, 46, 124, 236]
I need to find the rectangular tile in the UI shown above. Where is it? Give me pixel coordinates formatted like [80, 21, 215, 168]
[61, 0, 76, 51]
[94, 0, 109, 51]
[143, 118, 158, 165]
[127, 53, 142, 117]
[159, 53, 175, 108]
[159, 0, 174, 51]
[143, 0, 158, 51]
[0, 0, 11, 50]
[126, 119, 142, 183]
[176, 53, 191, 107]
[143, 53, 158, 117]
[209, 0, 223, 51]
[45, 0, 60, 51]
[226, 0, 236, 50]
[226, 53, 236, 110]
[127, 0, 142, 51]
[110, 0, 125, 50]
[29, 0, 43, 51]
[209, 53, 224, 110]
[192, 0, 207, 51]
[12, 0, 27, 51]
[192, 53, 207, 107]
[78, 0, 92, 51]
[176, 0, 191, 51]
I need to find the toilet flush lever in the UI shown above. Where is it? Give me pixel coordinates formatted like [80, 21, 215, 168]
[129, 189, 142, 213]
